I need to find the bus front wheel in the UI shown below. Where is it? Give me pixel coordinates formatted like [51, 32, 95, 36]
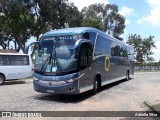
[0, 75, 5, 85]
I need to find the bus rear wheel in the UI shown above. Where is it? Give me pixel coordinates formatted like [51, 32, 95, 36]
[92, 79, 98, 95]
[126, 70, 130, 80]
[0, 75, 5, 85]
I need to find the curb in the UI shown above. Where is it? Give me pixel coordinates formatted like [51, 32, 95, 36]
[144, 100, 160, 114]
[135, 72, 160, 74]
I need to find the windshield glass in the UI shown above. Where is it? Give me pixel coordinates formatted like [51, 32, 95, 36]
[35, 35, 80, 74]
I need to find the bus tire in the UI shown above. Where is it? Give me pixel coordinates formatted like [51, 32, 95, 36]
[0, 74, 5, 85]
[92, 79, 98, 95]
[126, 70, 130, 80]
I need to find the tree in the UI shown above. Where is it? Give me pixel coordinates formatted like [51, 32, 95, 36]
[158, 60, 160, 65]
[28, 0, 82, 57]
[27, 0, 82, 41]
[127, 34, 156, 63]
[0, 1, 15, 49]
[0, 0, 35, 51]
[0, 17, 9, 49]
[142, 36, 156, 60]
[64, 2, 83, 28]
[104, 4, 125, 40]
[82, 18, 101, 29]
[29, 0, 58, 41]
[81, 3, 125, 40]
[0, 0, 82, 52]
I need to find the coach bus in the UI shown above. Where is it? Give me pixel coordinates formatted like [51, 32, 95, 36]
[0, 53, 32, 85]
[26, 27, 134, 94]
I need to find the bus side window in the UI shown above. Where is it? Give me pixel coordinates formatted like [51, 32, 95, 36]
[88, 32, 96, 43]
[94, 35, 110, 56]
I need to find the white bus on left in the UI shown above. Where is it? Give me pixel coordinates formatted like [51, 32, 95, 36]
[0, 53, 33, 85]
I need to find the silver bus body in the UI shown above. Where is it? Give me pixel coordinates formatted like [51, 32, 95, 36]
[0, 53, 32, 84]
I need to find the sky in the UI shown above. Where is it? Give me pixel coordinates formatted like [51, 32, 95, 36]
[69, 0, 160, 62]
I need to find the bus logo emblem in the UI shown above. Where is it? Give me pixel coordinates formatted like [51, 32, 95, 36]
[105, 56, 110, 72]
[48, 82, 52, 86]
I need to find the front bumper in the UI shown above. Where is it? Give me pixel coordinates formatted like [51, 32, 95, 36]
[33, 80, 79, 94]
[33, 73, 80, 94]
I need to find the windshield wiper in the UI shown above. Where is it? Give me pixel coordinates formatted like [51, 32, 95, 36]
[51, 38, 62, 72]
[40, 55, 51, 72]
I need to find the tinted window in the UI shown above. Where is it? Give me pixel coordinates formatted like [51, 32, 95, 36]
[0, 55, 29, 66]
[111, 43, 129, 57]
[89, 32, 97, 43]
[127, 47, 134, 60]
[121, 46, 128, 57]
[94, 35, 110, 56]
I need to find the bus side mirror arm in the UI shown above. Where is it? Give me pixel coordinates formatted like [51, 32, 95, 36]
[24, 41, 39, 54]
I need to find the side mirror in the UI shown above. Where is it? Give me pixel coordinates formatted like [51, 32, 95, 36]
[24, 41, 39, 54]
[79, 43, 93, 69]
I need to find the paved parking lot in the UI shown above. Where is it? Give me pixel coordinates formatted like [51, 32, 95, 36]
[0, 72, 160, 119]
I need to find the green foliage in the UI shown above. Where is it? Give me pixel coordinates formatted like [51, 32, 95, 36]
[82, 18, 101, 29]
[127, 34, 156, 63]
[32, 0, 82, 35]
[105, 4, 125, 38]
[158, 60, 160, 65]
[64, 3, 82, 28]
[0, 0, 35, 51]
[0, 0, 82, 52]
[81, 3, 125, 40]
[29, 0, 82, 57]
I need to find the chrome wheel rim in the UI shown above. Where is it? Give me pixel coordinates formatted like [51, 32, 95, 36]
[126, 72, 129, 80]
[95, 81, 98, 90]
[0, 77, 3, 84]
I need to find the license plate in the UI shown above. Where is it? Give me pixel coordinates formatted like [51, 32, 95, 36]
[47, 90, 54, 93]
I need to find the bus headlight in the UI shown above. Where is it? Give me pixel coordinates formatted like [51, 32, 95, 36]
[66, 77, 78, 83]
[66, 73, 85, 83]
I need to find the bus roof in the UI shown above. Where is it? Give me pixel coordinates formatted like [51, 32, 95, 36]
[43, 27, 105, 36]
[43, 27, 132, 48]
[0, 53, 28, 56]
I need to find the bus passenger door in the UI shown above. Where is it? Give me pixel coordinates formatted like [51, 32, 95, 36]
[78, 43, 93, 90]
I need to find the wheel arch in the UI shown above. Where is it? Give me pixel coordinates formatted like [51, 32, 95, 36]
[0, 73, 5, 80]
[94, 73, 102, 88]
[0, 72, 6, 85]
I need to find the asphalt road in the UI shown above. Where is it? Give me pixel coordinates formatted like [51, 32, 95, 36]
[0, 72, 160, 119]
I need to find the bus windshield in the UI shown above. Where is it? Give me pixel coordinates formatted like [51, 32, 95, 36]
[35, 35, 79, 74]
